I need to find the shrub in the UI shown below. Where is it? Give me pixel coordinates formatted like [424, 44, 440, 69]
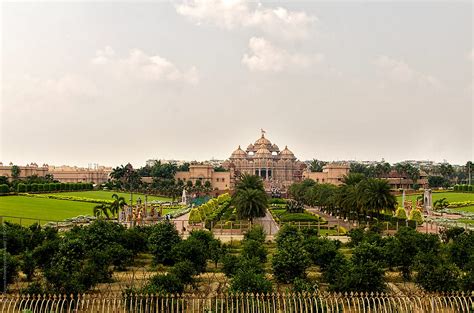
[171, 237, 209, 273]
[148, 222, 181, 265]
[49, 183, 56, 191]
[170, 260, 197, 285]
[304, 237, 339, 269]
[0, 184, 9, 194]
[241, 239, 267, 263]
[143, 273, 184, 294]
[408, 209, 423, 225]
[272, 226, 310, 283]
[292, 277, 318, 294]
[20, 250, 35, 281]
[221, 254, 240, 277]
[230, 270, 272, 294]
[30, 183, 38, 192]
[0, 249, 19, 292]
[243, 225, 266, 244]
[37, 184, 44, 192]
[17, 183, 26, 193]
[395, 207, 407, 219]
[286, 199, 304, 213]
[414, 252, 461, 291]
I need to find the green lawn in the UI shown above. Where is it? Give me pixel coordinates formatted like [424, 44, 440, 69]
[48, 190, 171, 202]
[0, 195, 95, 225]
[396, 192, 474, 206]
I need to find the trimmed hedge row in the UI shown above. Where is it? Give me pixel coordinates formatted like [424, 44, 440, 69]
[16, 182, 93, 193]
[0, 184, 9, 194]
[453, 185, 473, 192]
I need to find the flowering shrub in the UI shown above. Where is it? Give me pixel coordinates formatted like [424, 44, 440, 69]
[395, 207, 407, 219]
[409, 209, 423, 225]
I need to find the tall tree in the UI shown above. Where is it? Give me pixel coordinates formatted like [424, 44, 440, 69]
[360, 178, 397, 217]
[309, 159, 327, 172]
[232, 174, 268, 222]
[11, 165, 20, 179]
[109, 194, 127, 217]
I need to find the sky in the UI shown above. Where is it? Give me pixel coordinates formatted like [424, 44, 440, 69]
[1, 0, 473, 168]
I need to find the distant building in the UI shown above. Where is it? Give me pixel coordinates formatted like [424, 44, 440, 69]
[48, 165, 112, 184]
[303, 163, 350, 185]
[380, 170, 429, 189]
[0, 162, 48, 181]
[0, 162, 111, 184]
[175, 163, 231, 191]
[221, 132, 307, 193]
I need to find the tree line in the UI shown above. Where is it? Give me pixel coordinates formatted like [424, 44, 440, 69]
[289, 174, 398, 222]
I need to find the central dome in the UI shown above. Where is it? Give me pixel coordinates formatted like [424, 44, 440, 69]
[254, 147, 272, 158]
[254, 134, 272, 150]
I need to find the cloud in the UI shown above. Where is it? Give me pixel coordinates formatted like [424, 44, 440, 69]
[91, 46, 116, 65]
[2, 74, 98, 114]
[241, 37, 324, 72]
[374, 55, 441, 88]
[92, 47, 199, 84]
[176, 0, 316, 40]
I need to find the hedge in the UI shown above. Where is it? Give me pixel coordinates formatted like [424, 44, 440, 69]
[0, 184, 9, 194]
[15, 182, 93, 194]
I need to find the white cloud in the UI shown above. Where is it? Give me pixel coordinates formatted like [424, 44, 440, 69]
[374, 55, 441, 88]
[176, 0, 316, 41]
[2, 74, 98, 114]
[92, 47, 199, 84]
[91, 46, 116, 65]
[241, 37, 323, 72]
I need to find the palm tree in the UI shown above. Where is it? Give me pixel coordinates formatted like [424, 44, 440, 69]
[109, 193, 127, 217]
[342, 173, 366, 186]
[235, 173, 265, 192]
[93, 204, 110, 219]
[433, 198, 449, 211]
[232, 188, 268, 222]
[360, 178, 397, 218]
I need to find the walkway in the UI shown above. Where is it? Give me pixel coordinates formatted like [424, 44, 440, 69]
[173, 212, 190, 234]
[305, 207, 355, 230]
[254, 209, 280, 236]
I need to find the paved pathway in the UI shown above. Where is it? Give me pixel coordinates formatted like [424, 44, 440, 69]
[305, 206, 355, 230]
[173, 212, 190, 234]
[254, 210, 280, 236]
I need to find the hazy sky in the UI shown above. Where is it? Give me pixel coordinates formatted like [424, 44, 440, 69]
[1, 1, 473, 167]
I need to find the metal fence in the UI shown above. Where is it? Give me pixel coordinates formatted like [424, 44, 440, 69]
[1, 292, 472, 312]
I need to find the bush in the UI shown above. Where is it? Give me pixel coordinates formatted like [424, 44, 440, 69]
[408, 209, 423, 225]
[37, 184, 44, 192]
[414, 252, 461, 292]
[0, 249, 19, 292]
[143, 273, 184, 294]
[171, 237, 209, 273]
[20, 250, 35, 281]
[230, 270, 272, 294]
[286, 199, 304, 213]
[272, 226, 310, 283]
[148, 222, 181, 265]
[221, 254, 240, 277]
[17, 183, 26, 192]
[0, 184, 9, 194]
[243, 225, 266, 244]
[170, 260, 197, 285]
[292, 277, 318, 294]
[241, 239, 267, 263]
[304, 237, 339, 270]
[395, 207, 407, 219]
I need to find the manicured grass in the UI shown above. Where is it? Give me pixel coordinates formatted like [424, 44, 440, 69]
[0, 195, 95, 225]
[48, 190, 172, 202]
[396, 192, 474, 206]
[452, 206, 474, 213]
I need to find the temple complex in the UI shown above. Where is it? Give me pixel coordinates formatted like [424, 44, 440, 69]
[222, 132, 307, 193]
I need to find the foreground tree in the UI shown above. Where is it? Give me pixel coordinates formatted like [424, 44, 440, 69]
[232, 174, 268, 222]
